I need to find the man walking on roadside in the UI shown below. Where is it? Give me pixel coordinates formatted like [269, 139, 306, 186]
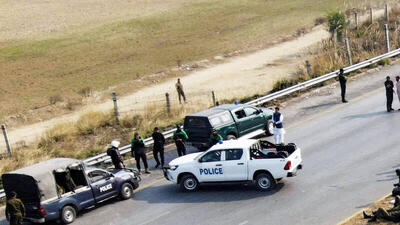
[176, 78, 186, 104]
[272, 107, 285, 145]
[5, 191, 25, 225]
[107, 140, 125, 169]
[173, 125, 188, 156]
[396, 76, 400, 110]
[131, 133, 151, 175]
[338, 68, 348, 103]
[385, 76, 395, 112]
[152, 127, 165, 168]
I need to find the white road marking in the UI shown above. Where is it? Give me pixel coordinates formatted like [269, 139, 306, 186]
[139, 211, 171, 225]
[238, 220, 249, 225]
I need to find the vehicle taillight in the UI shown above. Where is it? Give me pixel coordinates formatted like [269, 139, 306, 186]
[284, 161, 291, 170]
[40, 206, 47, 216]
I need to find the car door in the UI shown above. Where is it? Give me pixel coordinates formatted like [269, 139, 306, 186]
[222, 149, 248, 181]
[88, 170, 118, 202]
[243, 107, 265, 131]
[197, 150, 225, 182]
[232, 108, 251, 135]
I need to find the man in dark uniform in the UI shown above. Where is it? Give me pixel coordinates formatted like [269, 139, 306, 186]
[385, 76, 395, 112]
[131, 133, 151, 174]
[107, 140, 124, 169]
[338, 68, 348, 103]
[363, 196, 400, 222]
[152, 127, 165, 168]
[5, 191, 25, 225]
[209, 129, 223, 148]
[173, 125, 188, 156]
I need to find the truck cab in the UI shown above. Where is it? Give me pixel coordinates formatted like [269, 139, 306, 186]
[184, 104, 274, 150]
[163, 139, 303, 192]
[2, 158, 140, 224]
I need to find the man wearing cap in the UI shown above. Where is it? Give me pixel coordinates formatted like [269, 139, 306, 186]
[272, 107, 285, 145]
[5, 191, 25, 225]
[209, 129, 223, 148]
[107, 140, 124, 169]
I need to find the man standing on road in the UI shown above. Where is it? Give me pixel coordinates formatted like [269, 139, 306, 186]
[107, 140, 125, 169]
[131, 133, 151, 175]
[173, 125, 188, 156]
[176, 78, 186, 104]
[396, 76, 400, 110]
[385, 76, 395, 112]
[272, 107, 285, 145]
[338, 68, 348, 103]
[152, 127, 165, 168]
[5, 191, 25, 225]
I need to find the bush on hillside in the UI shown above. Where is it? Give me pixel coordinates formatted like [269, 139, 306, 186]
[326, 11, 347, 37]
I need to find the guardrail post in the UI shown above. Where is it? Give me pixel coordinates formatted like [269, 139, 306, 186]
[370, 8, 373, 24]
[112, 92, 119, 124]
[305, 60, 312, 76]
[385, 4, 389, 22]
[355, 12, 358, 30]
[211, 91, 216, 106]
[385, 24, 390, 53]
[1, 124, 12, 157]
[345, 38, 353, 65]
[165, 93, 171, 114]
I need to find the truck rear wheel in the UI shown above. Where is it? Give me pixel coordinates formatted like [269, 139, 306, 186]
[226, 134, 237, 140]
[61, 206, 76, 224]
[265, 120, 274, 136]
[120, 183, 134, 200]
[255, 173, 276, 191]
[179, 174, 199, 192]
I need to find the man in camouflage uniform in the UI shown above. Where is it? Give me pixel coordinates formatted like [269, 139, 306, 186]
[5, 191, 25, 225]
[363, 196, 400, 222]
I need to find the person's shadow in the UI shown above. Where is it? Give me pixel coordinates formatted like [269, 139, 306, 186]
[342, 111, 388, 119]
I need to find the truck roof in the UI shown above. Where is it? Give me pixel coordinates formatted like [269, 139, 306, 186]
[187, 104, 247, 117]
[209, 139, 258, 150]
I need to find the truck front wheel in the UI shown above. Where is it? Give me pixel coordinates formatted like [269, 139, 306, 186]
[61, 206, 76, 224]
[120, 183, 134, 200]
[226, 134, 237, 140]
[255, 173, 276, 191]
[179, 174, 199, 192]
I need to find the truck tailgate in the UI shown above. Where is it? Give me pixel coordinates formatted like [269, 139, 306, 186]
[286, 147, 302, 174]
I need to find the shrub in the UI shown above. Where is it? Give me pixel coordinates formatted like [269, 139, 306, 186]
[49, 95, 63, 105]
[78, 87, 92, 97]
[326, 11, 347, 37]
[378, 58, 391, 66]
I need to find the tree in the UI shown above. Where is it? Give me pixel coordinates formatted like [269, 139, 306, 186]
[326, 11, 347, 38]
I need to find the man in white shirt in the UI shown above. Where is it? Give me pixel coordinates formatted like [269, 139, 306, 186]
[272, 107, 285, 144]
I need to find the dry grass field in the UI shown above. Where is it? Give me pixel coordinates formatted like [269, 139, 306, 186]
[0, 0, 389, 120]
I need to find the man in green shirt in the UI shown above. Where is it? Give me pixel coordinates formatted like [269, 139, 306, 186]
[209, 129, 223, 148]
[173, 125, 188, 156]
[5, 191, 25, 225]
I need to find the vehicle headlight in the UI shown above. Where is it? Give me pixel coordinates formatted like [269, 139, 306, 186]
[169, 165, 179, 171]
[130, 172, 137, 178]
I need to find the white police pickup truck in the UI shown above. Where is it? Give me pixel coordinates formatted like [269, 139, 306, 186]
[163, 139, 302, 191]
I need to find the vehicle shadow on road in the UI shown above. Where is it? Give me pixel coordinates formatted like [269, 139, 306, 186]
[342, 111, 388, 119]
[132, 182, 285, 204]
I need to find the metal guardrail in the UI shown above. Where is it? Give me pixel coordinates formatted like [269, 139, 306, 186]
[1, 48, 400, 199]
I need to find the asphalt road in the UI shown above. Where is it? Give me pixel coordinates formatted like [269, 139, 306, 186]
[2, 64, 400, 225]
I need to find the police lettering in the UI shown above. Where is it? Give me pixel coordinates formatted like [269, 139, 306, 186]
[199, 168, 223, 175]
[99, 184, 113, 192]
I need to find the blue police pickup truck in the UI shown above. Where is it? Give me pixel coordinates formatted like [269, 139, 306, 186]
[2, 158, 140, 224]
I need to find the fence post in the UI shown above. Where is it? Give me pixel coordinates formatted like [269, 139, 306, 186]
[165, 93, 171, 114]
[345, 38, 353, 65]
[1, 124, 12, 157]
[355, 12, 358, 30]
[211, 91, 216, 106]
[385, 4, 389, 22]
[111, 92, 119, 123]
[384, 24, 390, 52]
[333, 28, 338, 44]
[305, 60, 312, 76]
[370, 8, 373, 24]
